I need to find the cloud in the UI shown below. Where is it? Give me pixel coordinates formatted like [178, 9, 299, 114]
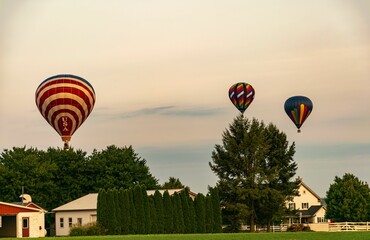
[118, 105, 226, 119]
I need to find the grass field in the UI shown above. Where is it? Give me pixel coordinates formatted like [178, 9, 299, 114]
[3, 232, 370, 240]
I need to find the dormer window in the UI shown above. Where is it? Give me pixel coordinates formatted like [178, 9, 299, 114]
[302, 202, 309, 209]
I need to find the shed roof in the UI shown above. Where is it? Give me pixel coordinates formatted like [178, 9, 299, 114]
[53, 193, 98, 212]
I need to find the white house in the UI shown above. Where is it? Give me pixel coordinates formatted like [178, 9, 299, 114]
[286, 178, 327, 225]
[0, 194, 46, 238]
[52, 188, 196, 236]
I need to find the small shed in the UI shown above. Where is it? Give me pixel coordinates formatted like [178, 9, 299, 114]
[0, 194, 46, 238]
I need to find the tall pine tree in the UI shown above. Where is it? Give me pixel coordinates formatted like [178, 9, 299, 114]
[154, 190, 164, 234]
[210, 116, 297, 232]
[163, 191, 173, 233]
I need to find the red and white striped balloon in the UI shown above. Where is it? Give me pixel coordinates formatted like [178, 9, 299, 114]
[35, 74, 96, 147]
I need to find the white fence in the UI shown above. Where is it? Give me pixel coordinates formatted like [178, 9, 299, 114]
[329, 222, 370, 232]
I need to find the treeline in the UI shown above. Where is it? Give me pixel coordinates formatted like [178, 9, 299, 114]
[97, 186, 222, 235]
[0, 145, 159, 211]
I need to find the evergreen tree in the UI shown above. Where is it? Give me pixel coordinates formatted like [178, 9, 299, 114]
[174, 192, 185, 233]
[194, 193, 206, 233]
[106, 189, 119, 235]
[97, 189, 108, 231]
[210, 116, 297, 232]
[154, 190, 164, 234]
[149, 196, 158, 234]
[113, 188, 122, 234]
[162, 177, 185, 189]
[205, 195, 214, 233]
[209, 187, 222, 233]
[180, 190, 191, 233]
[188, 195, 196, 233]
[142, 186, 151, 234]
[120, 188, 130, 235]
[326, 173, 370, 222]
[133, 185, 145, 234]
[172, 193, 179, 233]
[163, 191, 173, 233]
[127, 188, 137, 234]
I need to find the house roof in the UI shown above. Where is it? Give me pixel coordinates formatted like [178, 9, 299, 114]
[12, 202, 45, 211]
[53, 193, 98, 212]
[298, 178, 322, 201]
[0, 201, 46, 214]
[298, 205, 326, 217]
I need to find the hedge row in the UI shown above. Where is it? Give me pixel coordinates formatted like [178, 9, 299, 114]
[97, 186, 222, 235]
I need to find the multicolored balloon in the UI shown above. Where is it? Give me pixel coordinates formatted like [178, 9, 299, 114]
[228, 82, 255, 114]
[35, 74, 96, 148]
[284, 96, 313, 133]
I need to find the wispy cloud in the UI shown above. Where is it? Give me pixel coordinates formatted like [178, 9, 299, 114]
[118, 105, 225, 119]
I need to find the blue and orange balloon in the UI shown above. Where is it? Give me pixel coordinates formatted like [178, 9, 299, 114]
[229, 82, 255, 114]
[284, 96, 313, 132]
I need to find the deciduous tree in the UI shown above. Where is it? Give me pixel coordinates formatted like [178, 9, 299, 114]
[326, 173, 370, 222]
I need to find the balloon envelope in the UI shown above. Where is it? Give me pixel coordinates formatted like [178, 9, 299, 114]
[284, 96, 313, 132]
[35, 74, 96, 144]
[229, 82, 255, 114]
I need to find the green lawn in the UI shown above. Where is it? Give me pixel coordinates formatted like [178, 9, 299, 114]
[4, 232, 370, 240]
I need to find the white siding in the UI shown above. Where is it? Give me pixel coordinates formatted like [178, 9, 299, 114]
[286, 184, 321, 210]
[17, 212, 46, 238]
[55, 210, 96, 236]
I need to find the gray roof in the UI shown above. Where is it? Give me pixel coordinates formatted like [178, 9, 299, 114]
[53, 193, 98, 212]
[298, 205, 325, 217]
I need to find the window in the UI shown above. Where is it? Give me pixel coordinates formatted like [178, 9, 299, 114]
[302, 202, 309, 209]
[288, 203, 296, 210]
[22, 218, 28, 228]
[77, 218, 82, 226]
[317, 217, 326, 223]
[60, 218, 64, 228]
[68, 218, 73, 227]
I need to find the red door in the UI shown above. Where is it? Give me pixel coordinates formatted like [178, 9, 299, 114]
[22, 217, 29, 237]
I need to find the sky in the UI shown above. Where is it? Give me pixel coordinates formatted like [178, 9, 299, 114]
[1, 0, 370, 197]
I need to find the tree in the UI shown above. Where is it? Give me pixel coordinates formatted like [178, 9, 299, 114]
[148, 196, 158, 234]
[162, 177, 185, 189]
[153, 190, 164, 234]
[163, 191, 173, 233]
[173, 192, 185, 233]
[205, 195, 214, 233]
[133, 185, 145, 234]
[194, 193, 206, 233]
[0, 145, 159, 213]
[97, 189, 108, 231]
[208, 187, 222, 233]
[209, 116, 297, 232]
[326, 173, 370, 222]
[119, 188, 130, 235]
[87, 145, 159, 191]
[127, 188, 137, 234]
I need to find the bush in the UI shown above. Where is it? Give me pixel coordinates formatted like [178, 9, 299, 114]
[70, 222, 106, 236]
[287, 224, 311, 232]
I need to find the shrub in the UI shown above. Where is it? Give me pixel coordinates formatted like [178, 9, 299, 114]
[287, 224, 311, 232]
[70, 222, 106, 236]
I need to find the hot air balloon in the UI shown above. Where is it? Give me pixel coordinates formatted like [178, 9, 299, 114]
[228, 82, 255, 114]
[284, 96, 313, 133]
[35, 74, 96, 149]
